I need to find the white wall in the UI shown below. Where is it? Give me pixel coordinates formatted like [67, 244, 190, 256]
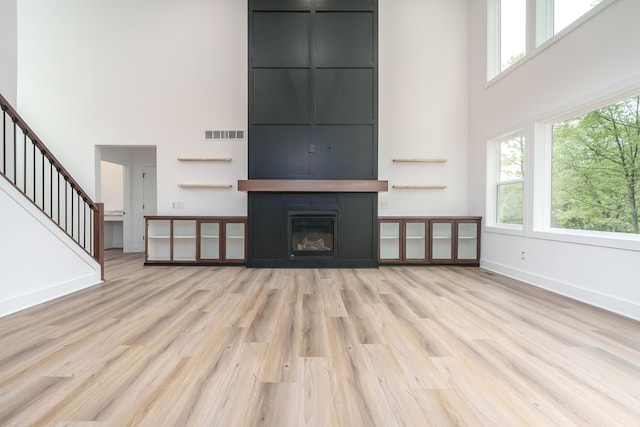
[379, 0, 469, 216]
[18, 0, 248, 216]
[0, 0, 17, 105]
[0, 178, 102, 317]
[468, 0, 640, 319]
[17, 0, 471, 220]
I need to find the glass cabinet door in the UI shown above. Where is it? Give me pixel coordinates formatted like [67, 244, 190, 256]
[404, 221, 426, 261]
[172, 220, 197, 261]
[200, 221, 221, 260]
[147, 219, 171, 261]
[430, 221, 453, 261]
[225, 221, 246, 261]
[457, 221, 479, 261]
[379, 221, 401, 261]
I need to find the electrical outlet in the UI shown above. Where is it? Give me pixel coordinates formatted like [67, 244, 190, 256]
[171, 201, 185, 209]
[521, 251, 526, 260]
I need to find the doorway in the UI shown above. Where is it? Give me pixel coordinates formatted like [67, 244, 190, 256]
[96, 146, 157, 253]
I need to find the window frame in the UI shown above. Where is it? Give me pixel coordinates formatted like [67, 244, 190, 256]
[487, 0, 528, 80]
[487, 130, 526, 232]
[532, 85, 640, 251]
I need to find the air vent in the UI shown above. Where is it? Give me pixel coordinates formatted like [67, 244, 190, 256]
[204, 130, 245, 140]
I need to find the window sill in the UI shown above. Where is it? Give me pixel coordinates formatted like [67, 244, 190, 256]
[485, 225, 640, 252]
[532, 228, 640, 253]
[484, 224, 525, 237]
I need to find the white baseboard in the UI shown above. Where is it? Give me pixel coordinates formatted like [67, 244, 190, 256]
[481, 260, 640, 321]
[0, 274, 102, 318]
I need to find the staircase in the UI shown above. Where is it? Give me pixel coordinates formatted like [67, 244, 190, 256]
[0, 92, 104, 316]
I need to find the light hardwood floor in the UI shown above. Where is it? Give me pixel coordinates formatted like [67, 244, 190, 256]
[1, 250, 639, 426]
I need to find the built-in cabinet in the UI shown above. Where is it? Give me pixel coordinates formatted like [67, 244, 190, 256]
[146, 215, 477, 266]
[379, 217, 481, 265]
[380, 218, 429, 263]
[145, 216, 246, 265]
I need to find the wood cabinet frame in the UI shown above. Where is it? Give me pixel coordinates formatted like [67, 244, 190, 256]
[378, 219, 402, 262]
[453, 218, 482, 265]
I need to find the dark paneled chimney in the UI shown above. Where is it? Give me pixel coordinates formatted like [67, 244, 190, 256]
[246, 0, 380, 267]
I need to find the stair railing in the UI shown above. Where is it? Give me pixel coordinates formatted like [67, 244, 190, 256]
[0, 93, 104, 280]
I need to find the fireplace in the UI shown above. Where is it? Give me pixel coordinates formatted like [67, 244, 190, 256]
[289, 212, 337, 258]
[246, 1, 380, 268]
[246, 193, 379, 268]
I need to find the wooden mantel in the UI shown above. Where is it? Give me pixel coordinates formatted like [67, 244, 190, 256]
[237, 180, 389, 192]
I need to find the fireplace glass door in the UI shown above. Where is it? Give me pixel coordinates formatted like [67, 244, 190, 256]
[289, 212, 337, 258]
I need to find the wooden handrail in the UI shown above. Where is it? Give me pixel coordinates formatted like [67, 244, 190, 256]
[0, 92, 104, 279]
[0, 93, 97, 211]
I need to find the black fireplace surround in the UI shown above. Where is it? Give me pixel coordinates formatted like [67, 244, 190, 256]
[246, 0, 379, 268]
[248, 193, 377, 268]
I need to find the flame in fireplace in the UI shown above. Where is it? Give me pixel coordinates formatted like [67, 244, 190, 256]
[296, 236, 331, 251]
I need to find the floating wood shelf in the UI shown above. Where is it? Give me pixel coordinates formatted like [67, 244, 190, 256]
[392, 185, 447, 190]
[177, 157, 232, 162]
[238, 180, 388, 192]
[392, 158, 447, 163]
[178, 184, 233, 189]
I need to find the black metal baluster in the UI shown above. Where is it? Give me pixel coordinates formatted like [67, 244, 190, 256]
[50, 160, 54, 217]
[21, 133, 25, 190]
[83, 202, 86, 250]
[57, 170, 61, 224]
[41, 150, 45, 211]
[64, 178, 68, 232]
[13, 121, 17, 183]
[76, 195, 79, 244]
[90, 208, 94, 256]
[2, 106, 6, 174]
[71, 184, 74, 238]
[32, 138, 36, 202]
[75, 190, 79, 242]
[83, 200, 87, 249]
[12, 119, 17, 184]
[78, 193, 82, 246]
[22, 131, 27, 193]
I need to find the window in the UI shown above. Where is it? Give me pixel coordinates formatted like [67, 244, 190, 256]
[536, 0, 606, 46]
[490, 0, 611, 80]
[488, 0, 526, 79]
[551, 95, 640, 235]
[497, 134, 525, 225]
[554, 0, 604, 33]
